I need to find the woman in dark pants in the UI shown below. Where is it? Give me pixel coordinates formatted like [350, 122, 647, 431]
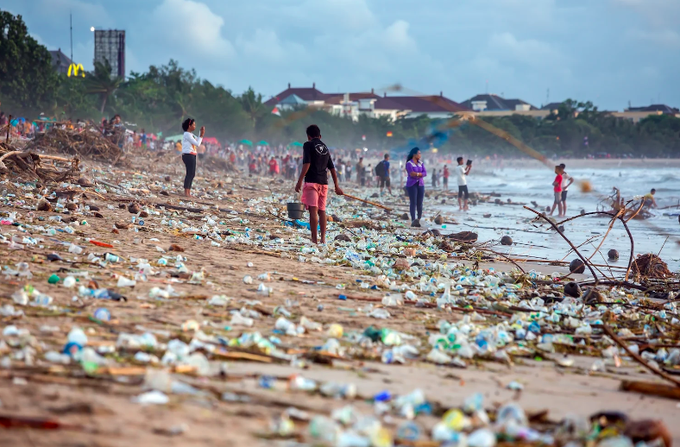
[181, 118, 205, 197]
[405, 147, 426, 227]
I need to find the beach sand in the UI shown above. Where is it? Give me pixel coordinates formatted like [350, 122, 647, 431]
[0, 152, 677, 447]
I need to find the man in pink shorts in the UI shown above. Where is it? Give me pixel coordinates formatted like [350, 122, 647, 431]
[295, 124, 344, 244]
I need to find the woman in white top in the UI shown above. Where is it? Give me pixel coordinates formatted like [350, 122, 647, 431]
[181, 118, 205, 197]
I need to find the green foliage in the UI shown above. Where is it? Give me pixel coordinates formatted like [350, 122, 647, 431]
[0, 11, 58, 115]
[84, 60, 123, 114]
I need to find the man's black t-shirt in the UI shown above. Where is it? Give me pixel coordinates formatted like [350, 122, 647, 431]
[302, 138, 335, 185]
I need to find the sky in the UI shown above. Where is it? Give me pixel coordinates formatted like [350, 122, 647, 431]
[3, 0, 679, 110]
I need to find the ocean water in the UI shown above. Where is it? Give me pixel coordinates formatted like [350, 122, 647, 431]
[434, 166, 680, 271]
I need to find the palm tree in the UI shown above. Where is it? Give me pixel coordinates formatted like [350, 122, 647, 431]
[239, 87, 265, 128]
[85, 60, 123, 114]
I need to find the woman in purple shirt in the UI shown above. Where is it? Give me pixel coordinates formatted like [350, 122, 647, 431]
[405, 147, 426, 227]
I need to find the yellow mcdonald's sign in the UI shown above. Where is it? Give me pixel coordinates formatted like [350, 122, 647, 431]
[67, 63, 85, 78]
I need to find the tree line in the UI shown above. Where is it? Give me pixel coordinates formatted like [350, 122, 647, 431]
[1, 10, 678, 157]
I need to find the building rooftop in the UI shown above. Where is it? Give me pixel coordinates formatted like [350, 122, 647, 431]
[264, 83, 329, 106]
[626, 104, 679, 114]
[381, 94, 470, 113]
[461, 94, 537, 111]
[541, 102, 564, 111]
[49, 49, 73, 74]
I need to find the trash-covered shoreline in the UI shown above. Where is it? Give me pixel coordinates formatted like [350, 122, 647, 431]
[0, 138, 679, 447]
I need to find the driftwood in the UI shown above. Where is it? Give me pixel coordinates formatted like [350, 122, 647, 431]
[620, 380, 680, 400]
[601, 324, 680, 387]
[0, 148, 80, 182]
[343, 193, 392, 211]
[25, 125, 125, 164]
[525, 206, 600, 283]
[153, 203, 204, 213]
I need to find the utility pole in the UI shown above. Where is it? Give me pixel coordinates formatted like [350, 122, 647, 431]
[70, 12, 73, 62]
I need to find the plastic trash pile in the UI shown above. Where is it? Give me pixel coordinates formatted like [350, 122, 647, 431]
[0, 160, 676, 445]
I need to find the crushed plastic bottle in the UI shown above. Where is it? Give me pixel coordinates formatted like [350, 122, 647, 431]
[117, 276, 136, 287]
[230, 313, 254, 327]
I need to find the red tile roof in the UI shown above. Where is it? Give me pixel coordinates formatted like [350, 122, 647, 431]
[382, 95, 470, 113]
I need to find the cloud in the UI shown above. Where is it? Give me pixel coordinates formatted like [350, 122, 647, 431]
[381, 20, 417, 53]
[487, 32, 563, 66]
[4, 0, 680, 109]
[236, 29, 307, 65]
[149, 0, 235, 61]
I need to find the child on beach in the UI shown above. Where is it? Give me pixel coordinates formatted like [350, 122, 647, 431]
[295, 125, 344, 244]
[549, 165, 564, 217]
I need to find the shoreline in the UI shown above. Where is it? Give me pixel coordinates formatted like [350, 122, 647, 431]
[474, 157, 680, 170]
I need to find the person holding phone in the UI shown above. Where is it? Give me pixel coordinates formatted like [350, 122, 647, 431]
[181, 118, 205, 197]
[456, 157, 472, 211]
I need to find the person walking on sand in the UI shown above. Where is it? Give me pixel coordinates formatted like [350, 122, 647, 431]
[375, 153, 392, 195]
[549, 165, 564, 217]
[181, 118, 205, 197]
[295, 124, 344, 244]
[269, 156, 279, 177]
[356, 157, 365, 186]
[442, 164, 450, 191]
[405, 147, 426, 227]
[456, 157, 471, 211]
[559, 163, 574, 215]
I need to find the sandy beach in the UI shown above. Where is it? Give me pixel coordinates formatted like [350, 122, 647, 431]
[0, 140, 678, 447]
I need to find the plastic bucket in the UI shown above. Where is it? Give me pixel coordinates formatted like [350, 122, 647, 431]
[287, 202, 305, 219]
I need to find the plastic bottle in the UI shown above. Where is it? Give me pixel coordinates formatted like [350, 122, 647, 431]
[275, 317, 298, 336]
[68, 243, 83, 254]
[33, 293, 53, 307]
[381, 294, 403, 307]
[309, 416, 340, 443]
[230, 313, 254, 327]
[319, 382, 357, 399]
[321, 338, 341, 355]
[380, 328, 402, 346]
[133, 390, 169, 405]
[67, 327, 88, 346]
[11, 288, 29, 306]
[370, 309, 391, 319]
[45, 350, 71, 365]
[117, 276, 136, 287]
[397, 421, 421, 441]
[63, 276, 77, 288]
[300, 316, 322, 331]
[468, 428, 497, 447]
[94, 308, 111, 321]
[257, 283, 272, 296]
[495, 403, 528, 429]
[289, 374, 318, 391]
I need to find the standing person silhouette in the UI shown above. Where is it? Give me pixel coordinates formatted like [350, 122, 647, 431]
[405, 147, 426, 227]
[181, 118, 205, 197]
[294, 125, 344, 244]
[456, 157, 472, 211]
